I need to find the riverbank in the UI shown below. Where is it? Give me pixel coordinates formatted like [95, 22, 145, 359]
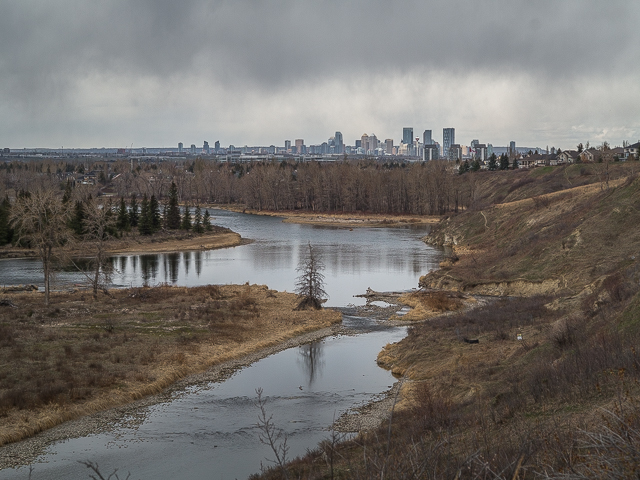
[0, 228, 244, 260]
[0, 284, 342, 465]
[215, 205, 440, 228]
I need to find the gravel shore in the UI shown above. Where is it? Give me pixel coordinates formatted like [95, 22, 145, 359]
[0, 294, 409, 471]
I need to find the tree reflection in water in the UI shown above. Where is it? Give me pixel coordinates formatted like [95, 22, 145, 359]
[297, 341, 325, 387]
[166, 252, 179, 284]
[194, 251, 202, 276]
[183, 251, 190, 276]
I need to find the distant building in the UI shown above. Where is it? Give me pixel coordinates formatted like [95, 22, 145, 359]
[509, 141, 516, 157]
[361, 134, 369, 154]
[385, 139, 394, 155]
[190, 144, 196, 155]
[448, 143, 462, 162]
[335, 131, 344, 154]
[423, 130, 432, 146]
[423, 144, 439, 161]
[295, 139, 304, 154]
[368, 134, 378, 154]
[284, 140, 291, 152]
[403, 127, 413, 146]
[203, 141, 210, 154]
[443, 128, 455, 158]
[214, 140, 220, 152]
[178, 142, 183, 153]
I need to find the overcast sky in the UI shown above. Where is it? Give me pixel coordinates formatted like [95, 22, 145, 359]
[1, 0, 639, 150]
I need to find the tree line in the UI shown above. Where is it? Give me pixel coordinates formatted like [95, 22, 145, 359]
[1, 158, 483, 222]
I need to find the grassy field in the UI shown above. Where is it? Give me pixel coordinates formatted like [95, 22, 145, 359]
[0, 284, 341, 447]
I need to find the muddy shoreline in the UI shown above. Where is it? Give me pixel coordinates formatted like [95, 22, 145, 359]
[0, 293, 411, 471]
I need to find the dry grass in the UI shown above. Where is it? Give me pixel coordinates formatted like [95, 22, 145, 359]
[395, 290, 466, 320]
[0, 284, 341, 446]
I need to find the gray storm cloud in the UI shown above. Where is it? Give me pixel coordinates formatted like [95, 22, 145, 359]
[1, 0, 639, 147]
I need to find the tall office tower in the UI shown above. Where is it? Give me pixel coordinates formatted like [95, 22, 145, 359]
[369, 134, 378, 154]
[355, 140, 362, 149]
[214, 140, 220, 151]
[295, 139, 304, 154]
[403, 127, 413, 146]
[285, 140, 291, 152]
[361, 134, 369, 153]
[203, 141, 210, 154]
[385, 139, 394, 155]
[509, 141, 516, 156]
[335, 131, 344, 154]
[190, 144, 196, 155]
[423, 130, 432, 146]
[178, 142, 183, 153]
[443, 128, 455, 158]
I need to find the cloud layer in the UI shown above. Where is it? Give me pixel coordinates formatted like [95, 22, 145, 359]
[1, 1, 639, 149]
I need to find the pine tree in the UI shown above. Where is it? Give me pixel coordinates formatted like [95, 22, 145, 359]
[193, 205, 204, 234]
[471, 159, 481, 172]
[499, 154, 510, 170]
[69, 200, 85, 236]
[166, 182, 181, 229]
[149, 194, 161, 232]
[129, 194, 139, 227]
[487, 153, 498, 171]
[138, 194, 153, 235]
[458, 160, 470, 174]
[512, 158, 519, 170]
[294, 243, 328, 310]
[116, 197, 130, 231]
[62, 180, 73, 204]
[202, 210, 212, 232]
[181, 204, 192, 231]
[0, 196, 13, 245]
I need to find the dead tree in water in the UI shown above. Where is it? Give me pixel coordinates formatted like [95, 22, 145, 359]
[294, 243, 327, 310]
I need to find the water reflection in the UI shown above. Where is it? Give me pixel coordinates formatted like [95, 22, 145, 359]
[194, 251, 202, 276]
[183, 251, 190, 276]
[0, 209, 443, 308]
[297, 341, 325, 387]
[139, 255, 159, 286]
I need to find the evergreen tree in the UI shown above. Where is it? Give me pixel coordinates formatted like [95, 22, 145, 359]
[512, 158, 519, 170]
[69, 200, 85, 236]
[487, 153, 498, 171]
[202, 210, 212, 232]
[0, 196, 13, 245]
[138, 194, 153, 235]
[129, 194, 139, 227]
[458, 160, 470, 174]
[499, 154, 510, 170]
[181, 205, 192, 231]
[471, 159, 481, 172]
[62, 180, 73, 204]
[149, 194, 161, 232]
[116, 197, 130, 231]
[193, 205, 204, 233]
[166, 182, 181, 229]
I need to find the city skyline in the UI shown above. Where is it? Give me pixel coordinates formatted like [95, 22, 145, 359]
[1, 2, 639, 150]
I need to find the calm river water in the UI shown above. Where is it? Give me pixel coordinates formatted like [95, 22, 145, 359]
[0, 210, 443, 479]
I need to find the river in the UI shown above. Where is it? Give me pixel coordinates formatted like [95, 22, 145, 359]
[0, 210, 443, 479]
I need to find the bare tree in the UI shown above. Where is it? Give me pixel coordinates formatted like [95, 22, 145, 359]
[255, 387, 289, 479]
[294, 243, 328, 310]
[76, 198, 117, 298]
[9, 189, 73, 305]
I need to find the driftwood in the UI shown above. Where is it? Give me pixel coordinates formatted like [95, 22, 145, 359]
[0, 299, 18, 308]
[463, 337, 479, 344]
